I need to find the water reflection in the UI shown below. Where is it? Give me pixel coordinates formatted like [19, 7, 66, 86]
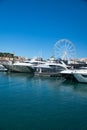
[1, 72, 34, 89]
[31, 76, 87, 96]
[5, 72, 34, 78]
[1, 72, 87, 95]
[63, 80, 87, 95]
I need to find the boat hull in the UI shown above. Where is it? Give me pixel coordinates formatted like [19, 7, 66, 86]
[3, 64, 34, 73]
[60, 69, 87, 83]
[73, 73, 87, 83]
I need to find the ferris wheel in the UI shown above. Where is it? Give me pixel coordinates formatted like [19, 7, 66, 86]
[53, 39, 76, 60]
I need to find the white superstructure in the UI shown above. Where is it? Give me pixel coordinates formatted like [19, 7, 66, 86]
[61, 69, 87, 83]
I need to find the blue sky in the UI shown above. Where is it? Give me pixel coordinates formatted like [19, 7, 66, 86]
[0, 0, 87, 59]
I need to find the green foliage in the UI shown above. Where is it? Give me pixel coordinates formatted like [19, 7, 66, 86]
[0, 52, 14, 58]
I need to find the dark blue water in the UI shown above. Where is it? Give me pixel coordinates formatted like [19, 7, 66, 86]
[0, 72, 87, 130]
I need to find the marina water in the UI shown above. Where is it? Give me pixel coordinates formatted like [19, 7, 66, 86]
[0, 72, 87, 130]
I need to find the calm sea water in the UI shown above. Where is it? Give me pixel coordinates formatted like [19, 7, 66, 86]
[0, 72, 87, 130]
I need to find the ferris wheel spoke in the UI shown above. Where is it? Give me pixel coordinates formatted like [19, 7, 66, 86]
[53, 39, 76, 60]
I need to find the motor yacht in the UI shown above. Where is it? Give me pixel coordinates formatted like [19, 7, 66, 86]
[2, 61, 34, 73]
[60, 69, 87, 83]
[34, 60, 68, 76]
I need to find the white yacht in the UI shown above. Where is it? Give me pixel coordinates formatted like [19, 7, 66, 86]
[34, 60, 68, 76]
[3, 61, 34, 73]
[2, 57, 69, 75]
[60, 69, 87, 83]
[2, 57, 46, 73]
[73, 69, 87, 83]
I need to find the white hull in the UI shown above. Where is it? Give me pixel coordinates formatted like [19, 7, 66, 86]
[61, 69, 87, 83]
[73, 73, 87, 83]
[3, 63, 34, 73]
